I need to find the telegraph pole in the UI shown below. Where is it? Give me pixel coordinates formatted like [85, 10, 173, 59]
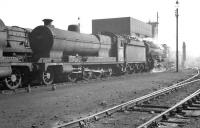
[175, 0, 179, 72]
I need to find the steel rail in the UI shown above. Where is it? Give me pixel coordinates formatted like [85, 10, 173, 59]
[137, 87, 200, 128]
[53, 68, 199, 128]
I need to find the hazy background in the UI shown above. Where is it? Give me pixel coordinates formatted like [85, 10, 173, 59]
[1, 0, 200, 63]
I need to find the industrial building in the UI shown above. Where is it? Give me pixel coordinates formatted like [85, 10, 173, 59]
[92, 17, 157, 38]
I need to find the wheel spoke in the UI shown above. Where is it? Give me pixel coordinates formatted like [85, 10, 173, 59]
[7, 79, 11, 83]
[5, 71, 22, 89]
[43, 77, 47, 80]
[42, 70, 54, 85]
[8, 81, 12, 85]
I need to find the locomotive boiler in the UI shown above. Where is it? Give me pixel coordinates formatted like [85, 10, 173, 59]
[29, 19, 104, 61]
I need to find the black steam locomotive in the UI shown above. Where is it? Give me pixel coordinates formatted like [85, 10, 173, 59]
[0, 19, 164, 90]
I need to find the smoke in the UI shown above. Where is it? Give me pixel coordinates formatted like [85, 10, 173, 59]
[165, 48, 200, 69]
[185, 56, 200, 68]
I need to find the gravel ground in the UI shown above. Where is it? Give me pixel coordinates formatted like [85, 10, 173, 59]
[0, 69, 196, 128]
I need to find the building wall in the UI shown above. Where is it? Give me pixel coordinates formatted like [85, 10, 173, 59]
[130, 18, 152, 37]
[148, 22, 158, 39]
[92, 17, 152, 37]
[92, 17, 130, 35]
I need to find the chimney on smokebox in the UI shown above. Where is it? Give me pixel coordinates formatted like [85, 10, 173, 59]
[43, 19, 53, 26]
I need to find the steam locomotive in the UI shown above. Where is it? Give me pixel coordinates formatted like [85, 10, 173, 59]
[0, 19, 32, 89]
[0, 19, 164, 90]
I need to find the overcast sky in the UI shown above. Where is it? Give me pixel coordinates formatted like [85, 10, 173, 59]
[1, 0, 200, 57]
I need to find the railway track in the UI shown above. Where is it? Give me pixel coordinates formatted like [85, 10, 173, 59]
[52, 68, 200, 128]
[137, 88, 200, 128]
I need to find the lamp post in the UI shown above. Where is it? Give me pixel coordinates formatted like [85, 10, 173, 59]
[175, 0, 179, 72]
